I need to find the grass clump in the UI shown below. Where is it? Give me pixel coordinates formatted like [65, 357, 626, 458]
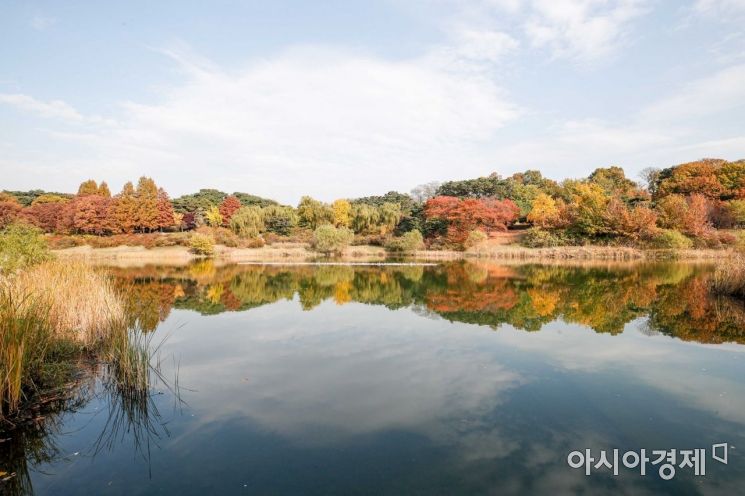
[711, 257, 745, 298]
[520, 228, 570, 248]
[1, 261, 126, 418]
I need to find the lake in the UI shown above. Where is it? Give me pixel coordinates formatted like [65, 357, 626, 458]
[2, 261, 744, 495]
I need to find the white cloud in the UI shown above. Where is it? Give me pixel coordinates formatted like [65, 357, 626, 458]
[641, 63, 745, 122]
[447, 27, 520, 63]
[3, 45, 520, 202]
[0, 93, 83, 121]
[524, 0, 647, 61]
[30, 15, 56, 31]
[694, 0, 745, 15]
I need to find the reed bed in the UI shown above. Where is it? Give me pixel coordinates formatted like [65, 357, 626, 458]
[0, 261, 130, 419]
[711, 256, 745, 298]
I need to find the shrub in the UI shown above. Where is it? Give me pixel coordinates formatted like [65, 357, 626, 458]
[312, 225, 354, 255]
[189, 233, 215, 256]
[649, 229, 693, 249]
[464, 230, 488, 249]
[242, 237, 266, 248]
[0, 222, 52, 273]
[520, 228, 569, 248]
[212, 227, 240, 247]
[385, 230, 424, 252]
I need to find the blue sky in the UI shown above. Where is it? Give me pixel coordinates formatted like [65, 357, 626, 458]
[1, 0, 744, 203]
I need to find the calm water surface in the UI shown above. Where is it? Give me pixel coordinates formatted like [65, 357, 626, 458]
[2, 261, 745, 495]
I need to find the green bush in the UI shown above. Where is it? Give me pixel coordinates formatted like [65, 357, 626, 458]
[0, 222, 52, 273]
[229, 206, 265, 238]
[649, 229, 693, 249]
[385, 230, 424, 252]
[464, 230, 488, 249]
[262, 205, 298, 235]
[189, 233, 215, 256]
[520, 228, 569, 248]
[312, 225, 354, 255]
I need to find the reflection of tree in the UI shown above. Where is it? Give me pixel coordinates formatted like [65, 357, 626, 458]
[110, 261, 745, 345]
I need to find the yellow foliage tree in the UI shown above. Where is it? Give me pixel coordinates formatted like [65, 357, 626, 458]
[527, 193, 559, 228]
[332, 199, 352, 227]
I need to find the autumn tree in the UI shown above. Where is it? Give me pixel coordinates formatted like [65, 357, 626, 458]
[527, 193, 560, 228]
[26, 201, 67, 232]
[77, 179, 100, 196]
[716, 160, 745, 199]
[588, 166, 638, 198]
[110, 182, 138, 233]
[204, 206, 223, 227]
[604, 198, 659, 240]
[71, 195, 112, 234]
[424, 196, 519, 246]
[683, 194, 712, 238]
[566, 183, 610, 236]
[332, 199, 352, 227]
[219, 195, 242, 225]
[655, 194, 688, 230]
[0, 199, 23, 229]
[135, 177, 159, 232]
[98, 181, 112, 198]
[156, 188, 175, 231]
[654, 159, 726, 199]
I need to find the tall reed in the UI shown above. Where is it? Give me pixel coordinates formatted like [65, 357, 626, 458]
[0, 287, 52, 415]
[711, 257, 745, 298]
[1, 260, 125, 418]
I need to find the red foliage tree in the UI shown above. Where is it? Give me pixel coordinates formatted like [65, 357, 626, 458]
[26, 202, 68, 232]
[425, 195, 519, 245]
[0, 200, 23, 229]
[219, 195, 241, 225]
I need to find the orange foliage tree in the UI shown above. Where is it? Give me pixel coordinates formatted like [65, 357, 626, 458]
[156, 188, 175, 231]
[424, 196, 519, 246]
[70, 195, 112, 235]
[110, 182, 138, 233]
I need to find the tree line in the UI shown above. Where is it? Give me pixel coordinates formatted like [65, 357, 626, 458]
[1, 157, 744, 249]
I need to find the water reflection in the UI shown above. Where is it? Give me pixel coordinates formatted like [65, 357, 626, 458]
[112, 261, 745, 345]
[3, 261, 745, 495]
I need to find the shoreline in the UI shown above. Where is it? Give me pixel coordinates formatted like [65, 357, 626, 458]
[50, 243, 735, 266]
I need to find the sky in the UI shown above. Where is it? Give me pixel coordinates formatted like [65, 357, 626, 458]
[1, 0, 744, 204]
